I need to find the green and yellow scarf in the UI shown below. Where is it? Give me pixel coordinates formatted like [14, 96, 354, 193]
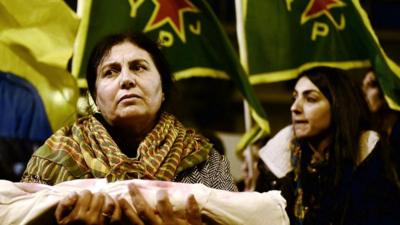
[22, 113, 212, 184]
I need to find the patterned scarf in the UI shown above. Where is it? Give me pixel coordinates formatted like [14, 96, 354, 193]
[292, 141, 330, 224]
[43, 112, 212, 182]
[291, 142, 306, 223]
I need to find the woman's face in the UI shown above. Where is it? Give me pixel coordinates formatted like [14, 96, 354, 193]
[291, 76, 331, 139]
[362, 71, 385, 113]
[95, 41, 164, 126]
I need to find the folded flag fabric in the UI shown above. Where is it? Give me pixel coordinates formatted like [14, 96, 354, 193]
[0, 179, 289, 225]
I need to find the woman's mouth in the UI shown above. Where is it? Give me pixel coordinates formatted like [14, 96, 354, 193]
[119, 94, 140, 103]
[293, 120, 308, 125]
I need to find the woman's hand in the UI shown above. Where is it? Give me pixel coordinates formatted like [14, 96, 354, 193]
[54, 190, 121, 225]
[242, 150, 260, 192]
[118, 183, 204, 225]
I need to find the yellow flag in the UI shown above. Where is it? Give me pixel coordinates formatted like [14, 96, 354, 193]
[0, 0, 80, 131]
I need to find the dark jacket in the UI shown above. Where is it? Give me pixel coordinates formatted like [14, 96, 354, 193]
[256, 128, 400, 225]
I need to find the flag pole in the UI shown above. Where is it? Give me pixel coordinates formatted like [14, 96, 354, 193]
[235, 0, 255, 189]
[73, 0, 92, 88]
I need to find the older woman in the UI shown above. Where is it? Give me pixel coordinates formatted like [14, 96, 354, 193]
[22, 33, 236, 224]
[256, 67, 400, 225]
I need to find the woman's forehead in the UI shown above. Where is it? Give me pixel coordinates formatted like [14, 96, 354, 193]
[295, 76, 320, 93]
[101, 42, 151, 64]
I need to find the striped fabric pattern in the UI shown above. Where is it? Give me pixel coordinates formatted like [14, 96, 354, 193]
[22, 113, 212, 184]
[175, 148, 238, 191]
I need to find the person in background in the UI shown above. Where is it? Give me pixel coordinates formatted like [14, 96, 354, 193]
[237, 136, 270, 192]
[0, 73, 52, 181]
[362, 70, 400, 172]
[255, 66, 400, 225]
[22, 32, 236, 224]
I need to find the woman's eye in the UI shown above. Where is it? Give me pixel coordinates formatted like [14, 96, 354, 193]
[103, 70, 112, 77]
[103, 69, 117, 77]
[306, 97, 317, 103]
[370, 80, 379, 87]
[132, 64, 146, 72]
[291, 93, 298, 102]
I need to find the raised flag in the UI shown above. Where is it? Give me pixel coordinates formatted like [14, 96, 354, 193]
[238, 0, 400, 110]
[73, 0, 270, 141]
[0, 0, 80, 132]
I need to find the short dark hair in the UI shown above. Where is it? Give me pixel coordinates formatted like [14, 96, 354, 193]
[297, 66, 371, 182]
[86, 32, 174, 111]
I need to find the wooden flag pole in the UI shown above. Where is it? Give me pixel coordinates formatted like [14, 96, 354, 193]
[235, 0, 255, 188]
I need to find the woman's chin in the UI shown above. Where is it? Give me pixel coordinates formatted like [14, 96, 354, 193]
[113, 109, 157, 125]
[116, 107, 145, 118]
[293, 128, 309, 139]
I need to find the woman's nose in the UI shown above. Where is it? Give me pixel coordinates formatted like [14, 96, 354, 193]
[290, 98, 302, 114]
[119, 69, 136, 89]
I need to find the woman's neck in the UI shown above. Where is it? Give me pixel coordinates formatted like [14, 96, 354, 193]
[114, 119, 157, 151]
[307, 134, 333, 154]
[96, 113, 158, 156]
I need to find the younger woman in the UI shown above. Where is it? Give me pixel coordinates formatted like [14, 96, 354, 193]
[256, 67, 400, 225]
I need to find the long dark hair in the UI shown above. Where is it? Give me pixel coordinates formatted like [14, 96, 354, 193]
[298, 66, 371, 183]
[86, 32, 174, 111]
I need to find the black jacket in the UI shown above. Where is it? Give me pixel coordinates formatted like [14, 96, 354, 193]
[256, 142, 400, 225]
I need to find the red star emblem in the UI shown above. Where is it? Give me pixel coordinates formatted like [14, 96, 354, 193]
[144, 0, 198, 42]
[301, 0, 346, 24]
